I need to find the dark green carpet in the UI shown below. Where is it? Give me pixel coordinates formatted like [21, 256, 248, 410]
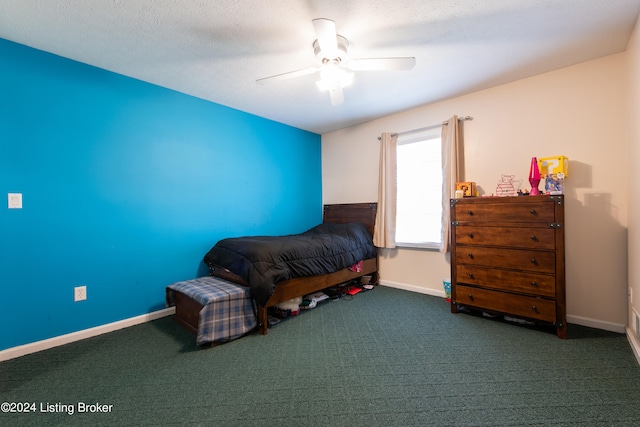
[2, 286, 640, 426]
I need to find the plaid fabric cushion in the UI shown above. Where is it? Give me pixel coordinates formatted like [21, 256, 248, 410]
[167, 276, 257, 345]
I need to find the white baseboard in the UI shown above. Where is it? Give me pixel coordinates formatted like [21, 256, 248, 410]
[626, 327, 640, 366]
[380, 281, 628, 335]
[0, 307, 175, 362]
[566, 314, 626, 334]
[380, 280, 446, 298]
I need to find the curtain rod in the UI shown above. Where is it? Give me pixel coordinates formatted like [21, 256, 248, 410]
[377, 116, 473, 140]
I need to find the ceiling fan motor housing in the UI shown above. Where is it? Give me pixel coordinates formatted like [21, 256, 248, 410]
[314, 35, 349, 64]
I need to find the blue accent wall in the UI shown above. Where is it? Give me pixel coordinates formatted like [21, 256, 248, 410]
[0, 39, 322, 351]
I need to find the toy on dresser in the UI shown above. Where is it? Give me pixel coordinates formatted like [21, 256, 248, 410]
[538, 156, 568, 195]
[495, 174, 520, 197]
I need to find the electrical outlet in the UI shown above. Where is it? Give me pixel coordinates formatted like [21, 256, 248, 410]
[74, 286, 87, 302]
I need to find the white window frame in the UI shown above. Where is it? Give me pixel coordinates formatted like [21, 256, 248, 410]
[395, 128, 443, 250]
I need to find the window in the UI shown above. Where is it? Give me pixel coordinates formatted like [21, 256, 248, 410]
[395, 128, 442, 249]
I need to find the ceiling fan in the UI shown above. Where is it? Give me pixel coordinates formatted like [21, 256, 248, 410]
[256, 18, 416, 106]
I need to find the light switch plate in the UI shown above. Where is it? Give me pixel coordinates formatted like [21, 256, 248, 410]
[8, 193, 22, 209]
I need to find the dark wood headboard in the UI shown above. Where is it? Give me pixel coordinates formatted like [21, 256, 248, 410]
[323, 203, 377, 237]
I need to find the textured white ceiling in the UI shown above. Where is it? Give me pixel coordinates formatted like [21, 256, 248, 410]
[1, 0, 639, 134]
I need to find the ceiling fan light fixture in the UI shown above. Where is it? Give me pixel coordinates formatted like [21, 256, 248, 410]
[316, 62, 353, 91]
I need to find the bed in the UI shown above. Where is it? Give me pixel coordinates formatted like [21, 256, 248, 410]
[173, 203, 378, 336]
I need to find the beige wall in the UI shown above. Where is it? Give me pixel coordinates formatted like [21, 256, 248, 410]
[322, 53, 629, 332]
[627, 14, 640, 347]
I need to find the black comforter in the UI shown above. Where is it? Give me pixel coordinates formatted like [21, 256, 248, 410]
[203, 222, 376, 306]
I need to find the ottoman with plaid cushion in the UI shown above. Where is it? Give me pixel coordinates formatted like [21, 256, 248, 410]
[166, 276, 257, 345]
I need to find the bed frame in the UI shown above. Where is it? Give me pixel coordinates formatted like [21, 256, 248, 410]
[176, 202, 378, 337]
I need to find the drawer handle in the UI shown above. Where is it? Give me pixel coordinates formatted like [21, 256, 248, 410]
[531, 305, 538, 313]
[530, 258, 538, 265]
[468, 273, 475, 279]
[530, 209, 537, 215]
[531, 235, 537, 241]
[468, 253, 474, 259]
[467, 210, 474, 216]
[467, 232, 474, 238]
[530, 281, 538, 287]
[467, 294, 474, 301]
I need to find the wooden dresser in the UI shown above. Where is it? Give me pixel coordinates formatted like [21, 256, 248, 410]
[450, 195, 566, 338]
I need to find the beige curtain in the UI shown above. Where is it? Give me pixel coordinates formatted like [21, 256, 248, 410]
[440, 115, 462, 252]
[373, 132, 398, 248]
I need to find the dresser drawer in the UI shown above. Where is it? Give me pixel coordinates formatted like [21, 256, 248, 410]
[454, 225, 555, 249]
[455, 285, 557, 322]
[453, 201, 555, 223]
[455, 246, 555, 273]
[456, 265, 555, 297]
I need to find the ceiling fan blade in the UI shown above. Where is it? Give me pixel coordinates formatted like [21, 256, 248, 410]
[312, 18, 338, 58]
[348, 57, 416, 71]
[256, 67, 319, 84]
[329, 87, 344, 106]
